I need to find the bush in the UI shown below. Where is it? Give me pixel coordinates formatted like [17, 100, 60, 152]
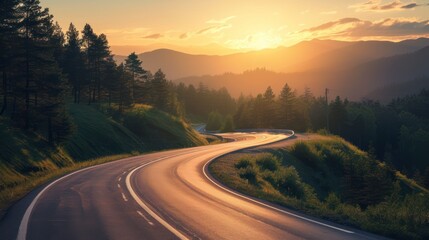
[239, 166, 258, 184]
[235, 158, 253, 169]
[275, 167, 305, 199]
[290, 142, 321, 169]
[256, 154, 280, 171]
[325, 192, 341, 210]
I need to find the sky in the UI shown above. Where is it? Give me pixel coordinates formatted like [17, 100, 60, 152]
[40, 0, 429, 55]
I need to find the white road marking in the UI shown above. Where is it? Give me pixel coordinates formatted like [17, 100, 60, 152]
[16, 158, 135, 240]
[117, 184, 121, 188]
[126, 156, 190, 240]
[121, 192, 128, 202]
[202, 133, 355, 235]
[15, 152, 186, 240]
[137, 211, 155, 226]
[118, 176, 122, 182]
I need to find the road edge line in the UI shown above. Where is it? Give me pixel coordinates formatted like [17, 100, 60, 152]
[202, 133, 356, 235]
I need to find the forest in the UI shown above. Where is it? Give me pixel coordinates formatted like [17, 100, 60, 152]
[1, 0, 428, 191]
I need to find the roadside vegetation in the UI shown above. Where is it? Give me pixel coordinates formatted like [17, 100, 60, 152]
[210, 135, 429, 239]
[0, 104, 206, 213]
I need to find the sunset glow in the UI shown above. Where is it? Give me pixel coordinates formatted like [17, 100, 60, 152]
[40, 0, 429, 55]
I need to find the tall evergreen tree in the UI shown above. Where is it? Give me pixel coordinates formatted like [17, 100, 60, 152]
[81, 23, 97, 104]
[125, 52, 145, 103]
[150, 69, 169, 111]
[64, 23, 85, 103]
[279, 83, 296, 128]
[262, 86, 276, 128]
[15, 0, 72, 142]
[93, 33, 110, 102]
[18, 0, 56, 129]
[0, 0, 20, 115]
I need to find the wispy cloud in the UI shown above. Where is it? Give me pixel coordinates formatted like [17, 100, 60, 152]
[206, 16, 236, 24]
[197, 25, 231, 35]
[179, 33, 189, 39]
[142, 33, 163, 39]
[195, 16, 236, 35]
[301, 17, 429, 40]
[351, 0, 429, 12]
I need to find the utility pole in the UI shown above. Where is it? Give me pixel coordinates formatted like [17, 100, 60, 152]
[325, 88, 329, 132]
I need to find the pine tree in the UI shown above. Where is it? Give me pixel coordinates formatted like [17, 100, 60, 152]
[0, 0, 21, 115]
[64, 23, 85, 103]
[125, 52, 145, 103]
[15, 0, 72, 143]
[93, 34, 110, 102]
[18, 0, 56, 129]
[117, 63, 132, 113]
[279, 83, 296, 128]
[102, 55, 120, 106]
[81, 24, 97, 104]
[262, 86, 276, 128]
[150, 69, 169, 111]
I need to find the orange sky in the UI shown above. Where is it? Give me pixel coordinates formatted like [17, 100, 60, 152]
[40, 0, 429, 55]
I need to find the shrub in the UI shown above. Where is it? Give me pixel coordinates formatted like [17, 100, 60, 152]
[256, 154, 280, 171]
[275, 167, 305, 199]
[290, 142, 321, 169]
[239, 166, 258, 184]
[235, 158, 253, 169]
[325, 192, 341, 210]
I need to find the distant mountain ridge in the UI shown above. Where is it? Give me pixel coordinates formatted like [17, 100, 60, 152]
[176, 45, 429, 101]
[113, 38, 429, 101]
[114, 38, 429, 80]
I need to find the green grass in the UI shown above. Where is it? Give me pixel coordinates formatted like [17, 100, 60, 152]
[0, 103, 207, 213]
[120, 104, 208, 149]
[210, 135, 429, 239]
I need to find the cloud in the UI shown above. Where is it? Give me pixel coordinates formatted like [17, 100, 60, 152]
[206, 16, 236, 24]
[303, 18, 360, 32]
[351, 0, 429, 12]
[301, 17, 429, 40]
[179, 33, 189, 39]
[142, 33, 163, 39]
[197, 24, 232, 34]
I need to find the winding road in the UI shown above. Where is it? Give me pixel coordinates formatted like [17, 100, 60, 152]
[0, 132, 385, 240]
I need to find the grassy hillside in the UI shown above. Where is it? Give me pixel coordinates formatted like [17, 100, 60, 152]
[210, 135, 429, 239]
[119, 104, 208, 150]
[0, 103, 207, 211]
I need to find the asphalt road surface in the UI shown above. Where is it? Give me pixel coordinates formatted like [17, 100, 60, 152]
[0, 132, 386, 240]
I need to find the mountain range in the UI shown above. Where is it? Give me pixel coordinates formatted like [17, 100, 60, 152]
[114, 38, 429, 101]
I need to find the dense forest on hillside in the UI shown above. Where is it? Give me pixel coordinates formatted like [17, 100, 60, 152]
[198, 83, 429, 189]
[0, 0, 190, 145]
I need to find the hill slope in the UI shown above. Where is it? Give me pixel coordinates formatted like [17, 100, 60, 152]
[210, 134, 428, 239]
[0, 104, 207, 211]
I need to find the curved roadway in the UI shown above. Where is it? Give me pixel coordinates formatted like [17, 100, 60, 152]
[0, 132, 385, 240]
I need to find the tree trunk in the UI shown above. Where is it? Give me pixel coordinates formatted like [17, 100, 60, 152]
[0, 71, 7, 115]
[48, 116, 53, 144]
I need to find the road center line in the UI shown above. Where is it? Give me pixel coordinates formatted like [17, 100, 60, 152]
[121, 192, 128, 202]
[126, 156, 190, 240]
[137, 211, 155, 226]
